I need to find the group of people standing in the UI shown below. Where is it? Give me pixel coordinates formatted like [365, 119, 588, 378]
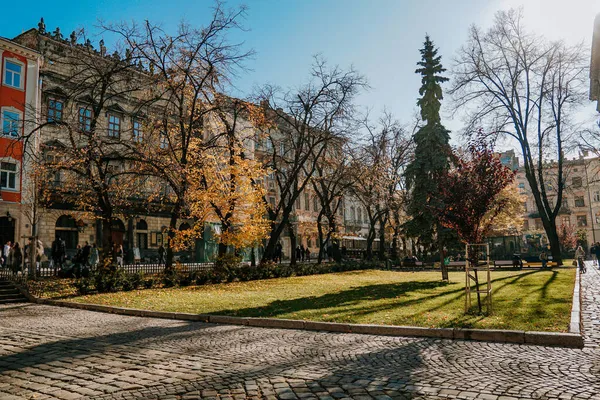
[1, 239, 45, 272]
[295, 244, 310, 262]
[0, 241, 22, 271]
[589, 242, 600, 267]
[51, 239, 100, 270]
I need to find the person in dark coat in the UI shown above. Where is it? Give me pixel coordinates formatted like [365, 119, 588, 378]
[299, 245, 305, 262]
[10, 242, 23, 272]
[296, 246, 302, 261]
[158, 245, 165, 265]
[81, 241, 91, 266]
[275, 242, 283, 263]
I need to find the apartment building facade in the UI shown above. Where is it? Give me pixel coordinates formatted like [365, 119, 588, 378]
[0, 36, 41, 249]
[517, 156, 600, 251]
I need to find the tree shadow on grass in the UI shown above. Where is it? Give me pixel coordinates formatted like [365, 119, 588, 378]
[215, 280, 451, 319]
[213, 269, 565, 330]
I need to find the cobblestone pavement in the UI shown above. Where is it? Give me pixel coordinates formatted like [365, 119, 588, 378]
[1, 267, 599, 400]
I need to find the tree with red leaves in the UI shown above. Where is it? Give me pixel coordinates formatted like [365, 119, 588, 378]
[434, 143, 516, 244]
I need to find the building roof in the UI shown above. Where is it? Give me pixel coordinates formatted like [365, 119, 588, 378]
[0, 36, 41, 59]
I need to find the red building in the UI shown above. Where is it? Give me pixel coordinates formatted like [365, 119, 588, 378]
[0, 37, 41, 247]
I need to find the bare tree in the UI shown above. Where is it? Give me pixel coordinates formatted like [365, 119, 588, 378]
[352, 113, 413, 260]
[450, 9, 588, 264]
[308, 139, 356, 263]
[256, 56, 366, 263]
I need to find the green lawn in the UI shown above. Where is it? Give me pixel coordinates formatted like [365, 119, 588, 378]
[70, 268, 576, 332]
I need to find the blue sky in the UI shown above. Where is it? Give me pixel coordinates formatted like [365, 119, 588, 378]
[4, 0, 598, 145]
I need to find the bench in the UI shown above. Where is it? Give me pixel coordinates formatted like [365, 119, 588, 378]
[523, 261, 558, 268]
[398, 261, 425, 268]
[493, 260, 558, 268]
[447, 261, 466, 270]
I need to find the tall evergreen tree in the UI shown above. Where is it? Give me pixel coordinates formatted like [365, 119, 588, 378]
[404, 35, 452, 280]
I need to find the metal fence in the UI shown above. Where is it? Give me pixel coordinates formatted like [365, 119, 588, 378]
[0, 261, 219, 283]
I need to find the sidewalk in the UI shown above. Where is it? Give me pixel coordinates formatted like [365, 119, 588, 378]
[581, 261, 600, 348]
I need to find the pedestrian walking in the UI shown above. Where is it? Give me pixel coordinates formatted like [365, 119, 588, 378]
[9, 242, 22, 273]
[305, 247, 310, 262]
[89, 243, 99, 269]
[539, 250, 548, 268]
[300, 244, 305, 262]
[82, 241, 91, 266]
[296, 245, 302, 261]
[158, 244, 165, 266]
[275, 242, 283, 263]
[2, 241, 11, 268]
[592, 242, 598, 266]
[117, 245, 124, 267]
[575, 245, 586, 273]
[594, 242, 600, 269]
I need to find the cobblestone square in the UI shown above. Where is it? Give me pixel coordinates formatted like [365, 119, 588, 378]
[1, 266, 599, 399]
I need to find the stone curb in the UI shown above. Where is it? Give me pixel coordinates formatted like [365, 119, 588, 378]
[569, 268, 582, 335]
[32, 297, 584, 348]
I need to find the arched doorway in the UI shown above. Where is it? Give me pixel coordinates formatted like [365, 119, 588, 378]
[0, 216, 15, 247]
[111, 219, 126, 246]
[55, 215, 78, 249]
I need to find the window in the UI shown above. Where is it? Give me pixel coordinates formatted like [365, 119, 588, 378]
[307, 238, 312, 248]
[561, 216, 570, 226]
[535, 219, 543, 230]
[572, 177, 583, 188]
[3, 60, 23, 89]
[47, 98, 63, 122]
[136, 219, 148, 250]
[0, 162, 17, 190]
[78, 107, 92, 132]
[523, 220, 529, 231]
[577, 215, 588, 227]
[313, 196, 318, 212]
[350, 207, 355, 221]
[357, 208, 362, 223]
[107, 114, 121, 138]
[269, 196, 276, 208]
[159, 132, 168, 149]
[132, 120, 143, 143]
[518, 182, 525, 190]
[304, 193, 309, 211]
[575, 196, 585, 207]
[2, 109, 21, 136]
[594, 191, 600, 202]
[295, 198, 301, 210]
[279, 142, 285, 155]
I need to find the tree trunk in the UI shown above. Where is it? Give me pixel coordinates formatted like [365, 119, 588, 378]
[544, 217, 562, 265]
[317, 215, 325, 264]
[366, 220, 377, 260]
[217, 221, 230, 257]
[261, 215, 289, 262]
[438, 223, 448, 281]
[101, 216, 113, 268]
[165, 212, 178, 271]
[288, 224, 297, 266]
[378, 216, 387, 261]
